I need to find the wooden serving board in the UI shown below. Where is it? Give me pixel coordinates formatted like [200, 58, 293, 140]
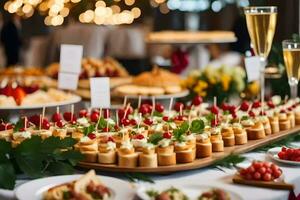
[232, 174, 294, 190]
[78, 126, 300, 173]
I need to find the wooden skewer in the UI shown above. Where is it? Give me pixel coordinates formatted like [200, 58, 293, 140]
[71, 104, 74, 121]
[151, 96, 155, 116]
[138, 95, 141, 109]
[39, 115, 42, 130]
[123, 96, 128, 108]
[116, 111, 119, 127]
[168, 97, 173, 117]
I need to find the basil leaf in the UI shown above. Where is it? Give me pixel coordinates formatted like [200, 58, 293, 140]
[190, 119, 204, 133]
[149, 133, 163, 145]
[83, 124, 95, 136]
[0, 162, 15, 189]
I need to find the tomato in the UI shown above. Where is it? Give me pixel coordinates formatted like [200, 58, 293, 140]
[278, 151, 286, 159]
[266, 168, 273, 174]
[253, 172, 261, 180]
[239, 169, 247, 176]
[258, 167, 266, 175]
[247, 166, 255, 174]
[263, 173, 272, 181]
[263, 162, 272, 168]
[273, 169, 282, 179]
[253, 162, 263, 170]
[281, 146, 287, 152]
[245, 173, 252, 180]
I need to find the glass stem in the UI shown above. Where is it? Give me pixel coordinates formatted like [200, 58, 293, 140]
[291, 84, 298, 99]
[260, 57, 266, 112]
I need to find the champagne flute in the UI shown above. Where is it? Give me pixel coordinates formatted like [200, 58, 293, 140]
[244, 6, 277, 107]
[283, 40, 300, 98]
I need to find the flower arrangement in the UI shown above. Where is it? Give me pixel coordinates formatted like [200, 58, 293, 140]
[182, 65, 248, 103]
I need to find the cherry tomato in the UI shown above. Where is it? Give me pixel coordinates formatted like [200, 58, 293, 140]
[263, 173, 272, 181]
[253, 172, 261, 180]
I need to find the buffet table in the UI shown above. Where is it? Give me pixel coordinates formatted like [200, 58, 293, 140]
[1, 141, 299, 200]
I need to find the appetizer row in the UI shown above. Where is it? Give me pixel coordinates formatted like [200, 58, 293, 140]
[1, 96, 300, 168]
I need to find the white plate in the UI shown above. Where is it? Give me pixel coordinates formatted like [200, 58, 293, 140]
[15, 175, 134, 200]
[137, 183, 242, 200]
[0, 95, 81, 110]
[267, 147, 300, 166]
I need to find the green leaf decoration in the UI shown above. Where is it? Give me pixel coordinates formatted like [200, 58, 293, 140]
[47, 161, 74, 175]
[125, 173, 154, 183]
[148, 133, 163, 145]
[0, 140, 12, 156]
[213, 154, 246, 169]
[60, 151, 84, 166]
[173, 121, 189, 142]
[190, 119, 204, 134]
[83, 124, 95, 136]
[153, 111, 163, 117]
[15, 154, 44, 178]
[13, 119, 24, 132]
[0, 162, 16, 189]
[205, 113, 214, 123]
[97, 117, 107, 130]
[59, 137, 78, 148]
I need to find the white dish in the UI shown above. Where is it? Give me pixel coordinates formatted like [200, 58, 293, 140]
[137, 183, 242, 200]
[114, 90, 189, 100]
[0, 95, 81, 110]
[15, 174, 134, 200]
[267, 147, 300, 166]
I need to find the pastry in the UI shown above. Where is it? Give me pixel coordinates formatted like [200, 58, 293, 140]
[131, 134, 148, 152]
[174, 142, 195, 163]
[210, 127, 224, 152]
[77, 135, 98, 163]
[232, 123, 247, 145]
[118, 140, 139, 167]
[279, 112, 291, 131]
[157, 138, 176, 166]
[195, 131, 212, 158]
[268, 115, 280, 134]
[247, 121, 266, 140]
[98, 138, 117, 164]
[258, 115, 272, 135]
[139, 143, 158, 167]
[221, 126, 235, 147]
[287, 111, 295, 128]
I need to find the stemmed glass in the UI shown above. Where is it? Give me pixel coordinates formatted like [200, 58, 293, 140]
[244, 6, 277, 106]
[283, 40, 300, 98]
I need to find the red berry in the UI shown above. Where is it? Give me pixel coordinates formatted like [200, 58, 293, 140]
[211, 105, 219, 115]
[192, 96, 203, 106]
[174, 115, 184, 121]
[139, 105, 150, 115]
[56, 120, 64, 128]
[117, 109, 126, 119]
[19, 128, 26, 132]
[282, 146, 287, 152]
[239, 169, 247, 176]
[114, 125, 120, 131]
[163, 131, 172, 139]
[135, 134, 145, 140]
[90, 112, 99, 122]
[211, 118, 218, 127]
[52, 113, 62, 122]
[88, 133, 96, 140]
[240, 101, 250, 111]
[63, 112, 75, 121]
[254, 172, 261, 180]
[280, 109, 286, 113]
[249, 110, 255, 117]
[247, 166, 255, 174]
[143, 118, 153, 126]
[155, 103, 164, 113]
[130, 119, 137, 126]
[0, 123, 13, 131]
[252, 100, 261, 108]
[102, 127, 110, 132]
[263, 173, 272, 181]
[29, 115, 41, 126]
[162, 116, 169, 122]
[221, 102, 229, 111]
[267, 100, 275, 108]
[103, 109, 110, 119]
[229, 105, 237, 113]
[79, 109, 88, 118]
[121, 118, 130, 126]
[42, 119, 50, 130]
[245, 173, 253, 180]
[253, 162, 263, 170]
[174, 102, 184, 112]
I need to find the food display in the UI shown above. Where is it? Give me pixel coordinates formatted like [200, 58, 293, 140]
[238, 161, 282, 182]
[0, 80, 79, 108]
[0, 66, 44, 77]
[46, 57, 129, 80]
[1, 95, 300, 171]
[145, 187, 231, 200]
[114, 67, 184, 96]
[277, 147, 300, 162]
[43, 170, 111, 200]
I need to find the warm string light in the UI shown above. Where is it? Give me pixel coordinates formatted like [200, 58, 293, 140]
[4, 0, 141, 26]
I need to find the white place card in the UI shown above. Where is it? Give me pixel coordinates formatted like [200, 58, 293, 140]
[245, 56, 261, 82]
[90, 77, 111, 108]
[59, 44, 83, 74]
[58, 72, 79, 90]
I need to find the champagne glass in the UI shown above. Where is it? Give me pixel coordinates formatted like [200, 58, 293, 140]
[244, 6, 277, 106]
[283, 40, 300, 98]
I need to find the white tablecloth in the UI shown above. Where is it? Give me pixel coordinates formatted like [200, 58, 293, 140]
[1, 143, 299, 200]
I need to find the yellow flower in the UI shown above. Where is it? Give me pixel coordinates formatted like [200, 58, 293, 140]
[182, 76, 196, 88]
[221, 74, 231, 91]
[208, 77, 217, 85]
[193, 80, 208, 96]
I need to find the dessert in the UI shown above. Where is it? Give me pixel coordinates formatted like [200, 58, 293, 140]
[279, 111, 291, 131]
[98, 137, 117, 164]
[195, 131, 212, 158]
[118, 140, 139, 167]
[221, 125, 235, 147]
[232, 123, 247, 145]
[246, 121, 265, 140]
[210, 127, 224, 152]
[139, 143, 158, 167]
[157, 133, 176, 166]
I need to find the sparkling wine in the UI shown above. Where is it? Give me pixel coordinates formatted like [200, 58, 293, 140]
[245, 12, 277, 58]
[283, 49, 300, 83]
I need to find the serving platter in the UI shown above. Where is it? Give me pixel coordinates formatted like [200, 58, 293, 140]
[0, 95, 81, 110]
[78, 126, 300, 173]
[267, 147, 300, 166]
[15, 174, 134, 200]
[113, 90, 189, 100]
[137, 184, 242, 200]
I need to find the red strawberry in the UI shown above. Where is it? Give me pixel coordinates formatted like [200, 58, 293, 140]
[163, 131, 172, 139]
